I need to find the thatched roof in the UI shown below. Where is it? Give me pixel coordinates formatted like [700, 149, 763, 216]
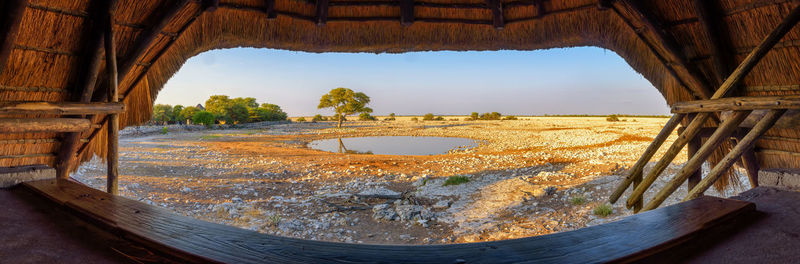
[1, 0, 800, 173]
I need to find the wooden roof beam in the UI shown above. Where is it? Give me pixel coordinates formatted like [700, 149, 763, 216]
[265, 0, 277, 19]
[202, 0, 220, 12]
[316, 0, 329, 26]
[117, 0, 191, 81]
[692, 0, 736, 87]
[0, 0, 28, 76]
[619, 0, 714, 100]
[488, 0, 503, 29]
[400, 0, 414, 26]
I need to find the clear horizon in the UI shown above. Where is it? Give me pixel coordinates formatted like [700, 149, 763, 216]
[155, 47, 671, 116]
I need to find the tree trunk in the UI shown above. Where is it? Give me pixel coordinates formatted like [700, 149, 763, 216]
[337, 114, 343, 128]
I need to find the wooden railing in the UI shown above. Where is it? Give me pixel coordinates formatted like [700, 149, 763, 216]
[610, 3, 800, 212]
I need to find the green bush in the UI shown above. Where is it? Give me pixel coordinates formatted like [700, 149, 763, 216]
[410, 117, 419, 121]
[192, 111, 215, 127]
[384, 113, 396, 121]
[423, 113, 435, 121]
[359, 112, 376, 121]
[312, 114, 326, 122]
[479, 112, 502, 120]
[296, 117, 306, 122]
[469, 112, 479, 121]
[503, 115, 518, 120]
[606, 115, 621, 122]
[593, 204, 613, 217]
[570, 195, 587, 205]
[161, 126, 168, 134]
[443, 175, 470, 186]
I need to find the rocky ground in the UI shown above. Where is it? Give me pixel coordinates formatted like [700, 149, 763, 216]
[71, 117, 750, 244]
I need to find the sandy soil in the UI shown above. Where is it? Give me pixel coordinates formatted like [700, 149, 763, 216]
[71, 117, 750, 244]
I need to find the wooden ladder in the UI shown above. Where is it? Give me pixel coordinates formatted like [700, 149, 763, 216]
[610, 3, 800, 212]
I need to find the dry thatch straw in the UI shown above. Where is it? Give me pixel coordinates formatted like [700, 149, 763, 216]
[1, 0, 800, 192]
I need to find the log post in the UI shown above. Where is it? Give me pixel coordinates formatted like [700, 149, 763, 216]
[105, 11, 119, 195]
[687, 134, 702, 191]
[609, 114, 684, 204]
[626, 112, 710, 209]
[400, 0, 414, 26]
[0, 119, 92, 133]
[643, 111, 751, 211]
[739, 138, 760, 188]
[55, 0, 118, 179]
[684, 110, 787, 201]
[0, 0, 28, 75]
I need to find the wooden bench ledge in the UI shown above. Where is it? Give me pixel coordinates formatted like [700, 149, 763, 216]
[22, 179, 755, 264]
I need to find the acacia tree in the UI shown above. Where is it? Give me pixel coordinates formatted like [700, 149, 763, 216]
[318, 87, 372, 128]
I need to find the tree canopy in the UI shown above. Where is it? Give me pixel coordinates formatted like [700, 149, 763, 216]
[151, 95, 287, 125]
[318, 87, 372, 128]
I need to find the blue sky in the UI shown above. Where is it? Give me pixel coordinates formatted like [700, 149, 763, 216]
[155, 47, 670, 116]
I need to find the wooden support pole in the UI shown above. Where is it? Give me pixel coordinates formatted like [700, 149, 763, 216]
[0, 102, 124, 115]
[316, 0, 329, 26]
[643, 111, 751, 211]
[265, 0, 277, 19]
[105, 11, 119, 195]
[684, 110, 787, 201]
[672, 95, 800, 113]
[0, 0, 28, 75]
[400, 0, 414, 26]
[626, 112, 710, 209]
[56, 0, 118, 180]
[0, 118, 92, 133]
[620, 0, 713, 100]
[687, 134, 702, 191]
[738, 137, 760, 188]
[488, 0, 503, 29]
[609, 114, 684, 204]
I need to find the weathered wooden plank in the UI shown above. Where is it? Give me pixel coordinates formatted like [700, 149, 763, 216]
[23, 179, 754, 264]
[685, 110, 787, 200]
[643, 111, 751, 211]
[0, 0, 28, 75]
[610, 114, 684, 204]
[672, 96, 800, 113]
[0, 119, 91, 133]
[0, 102, 124, 115]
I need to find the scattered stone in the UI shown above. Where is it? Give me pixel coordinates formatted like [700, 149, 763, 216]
[357, 187, 402, 199]
[372, 204, 398, 221]
[180, 187, 192, 193]
[278, 219, 305, 232]
[433, 200, 451, 209]
[545, 186, 558, 195]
